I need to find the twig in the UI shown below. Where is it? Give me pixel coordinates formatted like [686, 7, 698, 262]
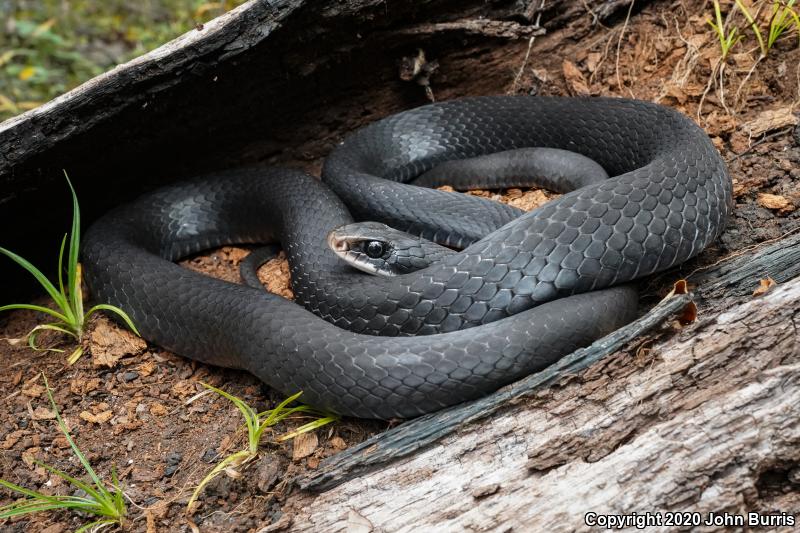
[399, 19, 545, 39]
[615, 0, 636, 96]
[510, 0, 547, 93]
[725, 126, 795, 162]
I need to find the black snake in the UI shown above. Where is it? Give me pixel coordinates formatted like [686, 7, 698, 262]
[82, 96, 732, 419]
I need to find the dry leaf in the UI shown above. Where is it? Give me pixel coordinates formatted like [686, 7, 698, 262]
[753, 277, 778, 297]
[661, 279, 697, 325]
[585, 52, 602, 72]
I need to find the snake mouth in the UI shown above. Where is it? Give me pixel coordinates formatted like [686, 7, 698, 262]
[326, 231, 350, 254]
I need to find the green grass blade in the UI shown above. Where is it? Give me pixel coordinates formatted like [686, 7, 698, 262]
[110, 468, 125, 515]
[64, 171, 82, 317]
[75, 519, 116, 533]
[84, 304, 140, 336]
[0, 500, 90, 519]
[0, 247, 68, 311]
[202, 383, 259, 439]
[187, 449, 253, 510]
[30, 323, 77, 338]
[735, 0, 767, 56]
[278, 415, 339, 442]
[262, 391, 304, 426]
[28, 323, 77, 353]
[66, 345, 84, 365]
[0, 478, 69, 505]
[0, 304, 71, 324]
[57, 233, 67, 300]
[32, 460, 109, 509]
[767, 2, 793, 49]
[791, 8, 800, 45]
[42, 374, 105, 491]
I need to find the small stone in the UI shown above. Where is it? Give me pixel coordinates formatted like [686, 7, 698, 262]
[166, 451, 182, 465]
[121, 371, 139, 382]
[256, 455, 281, 493]
[202, 448, 219, 463]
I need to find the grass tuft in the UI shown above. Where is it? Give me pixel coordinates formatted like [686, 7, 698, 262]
[0, 374, 126, 531]
[709, 0, 743, 61]
[0, 171, 139, 364]
[709, 1, 800, 61]
[187, 385, 339, 512]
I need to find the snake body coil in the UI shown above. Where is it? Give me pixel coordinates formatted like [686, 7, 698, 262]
[83, 96, 732, 419]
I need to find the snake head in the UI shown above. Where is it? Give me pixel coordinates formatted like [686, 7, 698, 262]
[327, 222, 451, 277]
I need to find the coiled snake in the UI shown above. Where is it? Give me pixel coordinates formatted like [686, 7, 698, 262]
[82, 96, 732, 419]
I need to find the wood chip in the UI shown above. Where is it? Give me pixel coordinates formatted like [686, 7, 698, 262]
[21, 382, 45, 398]
[757, 193, 794, 213]
[562, 59, 590, 96]
[330, 436, 347, 450]
[21, 447, 40, 466]
[292, 431, 319, 460]
[472, 483, 500, 498]
[32, 406, 56, 420]
[80, 410, 113, 424]
[741, 107, 798, 138]
[70, 377, 102, 395]
[137, 360, 157, 377]
[90, 316, 147, 368]
[1, 429, 25, 449]
[346, 510, 374, 533]
[753, 277, 778, 297]
[149, 402, 168, 416]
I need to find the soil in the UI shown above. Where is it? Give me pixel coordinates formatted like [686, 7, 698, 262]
[1, 1, 799, 531]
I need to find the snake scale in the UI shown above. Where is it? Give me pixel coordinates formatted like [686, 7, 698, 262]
[82, 96, 732, 419]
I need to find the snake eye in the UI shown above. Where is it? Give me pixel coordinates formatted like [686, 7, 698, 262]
[365, 241, 386, 259]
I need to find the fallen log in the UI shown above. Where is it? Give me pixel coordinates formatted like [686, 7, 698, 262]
[0, 0, 644, 299]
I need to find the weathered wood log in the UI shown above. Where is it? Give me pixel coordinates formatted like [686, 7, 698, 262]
[297, 230, 800, 493]
[288, 244, 800, 531]
[0, 0, 647, 299]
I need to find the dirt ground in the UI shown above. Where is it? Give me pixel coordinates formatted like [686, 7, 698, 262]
[1, 1, 799, 531]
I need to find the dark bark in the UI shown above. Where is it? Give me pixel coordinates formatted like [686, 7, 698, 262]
[0, 0, 643, 298]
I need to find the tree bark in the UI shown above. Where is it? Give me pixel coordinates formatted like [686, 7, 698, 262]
[0, 0, 642, 299]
